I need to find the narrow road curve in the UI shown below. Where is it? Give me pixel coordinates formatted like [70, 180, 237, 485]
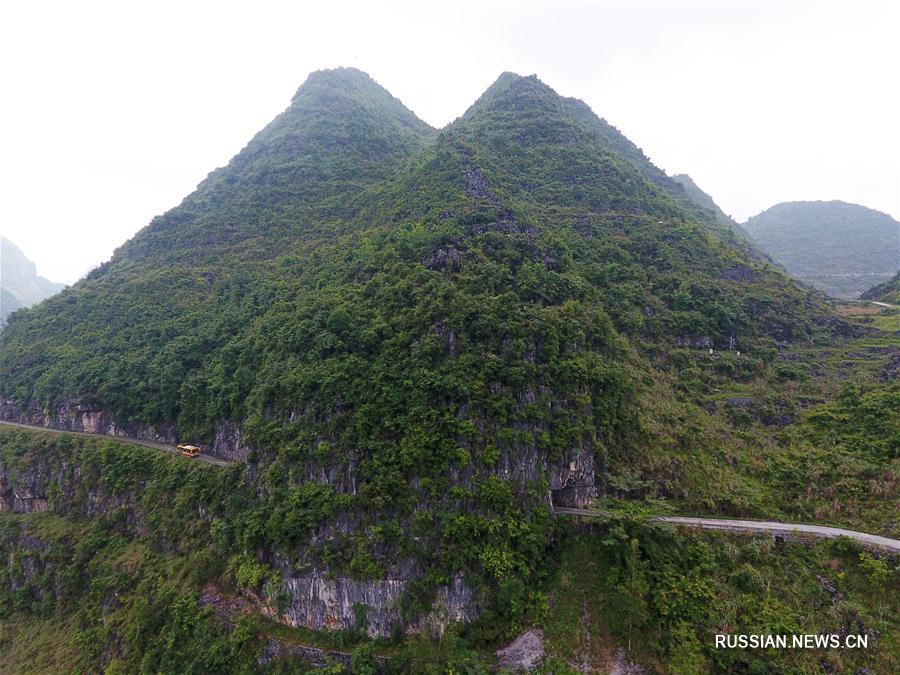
[0, 420, 234, 467]
[4, 421, 897, 551]
[553, 507, 900, 553]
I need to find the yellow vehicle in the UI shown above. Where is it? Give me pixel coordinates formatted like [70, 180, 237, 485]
[177, 443, 200, 457]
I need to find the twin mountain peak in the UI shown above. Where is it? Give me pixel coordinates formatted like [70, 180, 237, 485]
[1, 66, 831, 444]
[117, 67, 750, 266]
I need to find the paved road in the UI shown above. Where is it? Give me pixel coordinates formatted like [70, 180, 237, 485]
[0, 420, 233, 467]
[4, 421, 897, 551]
[553, 507, 900, 553]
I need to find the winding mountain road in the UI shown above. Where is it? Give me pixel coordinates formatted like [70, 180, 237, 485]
[3, 420, 897, 551]
[553, 507, 900, 553]
[0, 420, 233, 467]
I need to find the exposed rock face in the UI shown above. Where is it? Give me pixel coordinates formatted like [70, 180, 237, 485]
[879, 350, 900, 382]
[0, 398, 251, 462]
[465, 165, 489, 198]
[0, 398, 177, 442]
[258, 640, 355, 670]
[496, 629, 545, 672]
[0, 451, 148, 539]
[424, 246, 462, 272]
[0, 460, 44, 513]
[198, 584, 381, 670]
[719, 264, 757, 283]
[264, 559, 477, 638]
[415, 579, 480, 634]
[549, 448, 597, 508]
[212, 419, 252, 462]
[675, 334, 713, 349]
[608, 647, 647, 674]
[1, 394, 598, 635]
[0, 432, 482, 637]
[4, 526, 53, 601]
[1, 381, 602, 636]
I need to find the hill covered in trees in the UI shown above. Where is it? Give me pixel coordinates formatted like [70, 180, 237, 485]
[742, 200, 900, 298]
[862, 271, 900, 304]
[0, 237, 65, 327]
[2, 69, 897, 672]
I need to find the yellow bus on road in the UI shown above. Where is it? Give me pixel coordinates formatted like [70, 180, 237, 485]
[177, 444, 200, 457]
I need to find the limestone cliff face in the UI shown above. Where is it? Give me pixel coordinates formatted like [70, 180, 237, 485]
[0, 450, 148, 537]
[1, 385, 603, 637]
[263, 562, 478, 639]
[0, 432, 483, 637]
[0, 460, 52, 513]
[2, 383, 604, 510]
[0, 398, 252, 462]
[3, 527, 53, 603]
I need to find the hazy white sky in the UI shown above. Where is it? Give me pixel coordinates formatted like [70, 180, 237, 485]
[1, 0, 898, 284]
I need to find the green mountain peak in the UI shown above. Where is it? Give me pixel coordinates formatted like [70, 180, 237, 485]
[117, 67, 433, 268]
[455, 71, 573, 135]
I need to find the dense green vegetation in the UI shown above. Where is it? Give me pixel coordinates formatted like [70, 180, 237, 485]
[0, 513, 265, 674]
[543, 526, 898, 674]
[1, 71, 829, 432]
[767, 381, 899, 518]
[1, 69, 898, 671]
[3, 427, 898, 673]
[742, 200, 900, 298]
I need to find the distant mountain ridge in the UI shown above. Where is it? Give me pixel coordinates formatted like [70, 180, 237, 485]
[742, 200, 900, 298]
[1, 236, 65, 325]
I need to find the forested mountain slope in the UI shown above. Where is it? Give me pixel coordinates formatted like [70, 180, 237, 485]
[743, 200, 900, 298]
[1, 71, 830, 434]
[4, 70, 892, 672]
[0, 66, 841, 563]
[1, 70, 837, 516]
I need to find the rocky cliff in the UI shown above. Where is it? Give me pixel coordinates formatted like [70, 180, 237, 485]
[0, 398, 251, 462]
[0, 427, 487, 638]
